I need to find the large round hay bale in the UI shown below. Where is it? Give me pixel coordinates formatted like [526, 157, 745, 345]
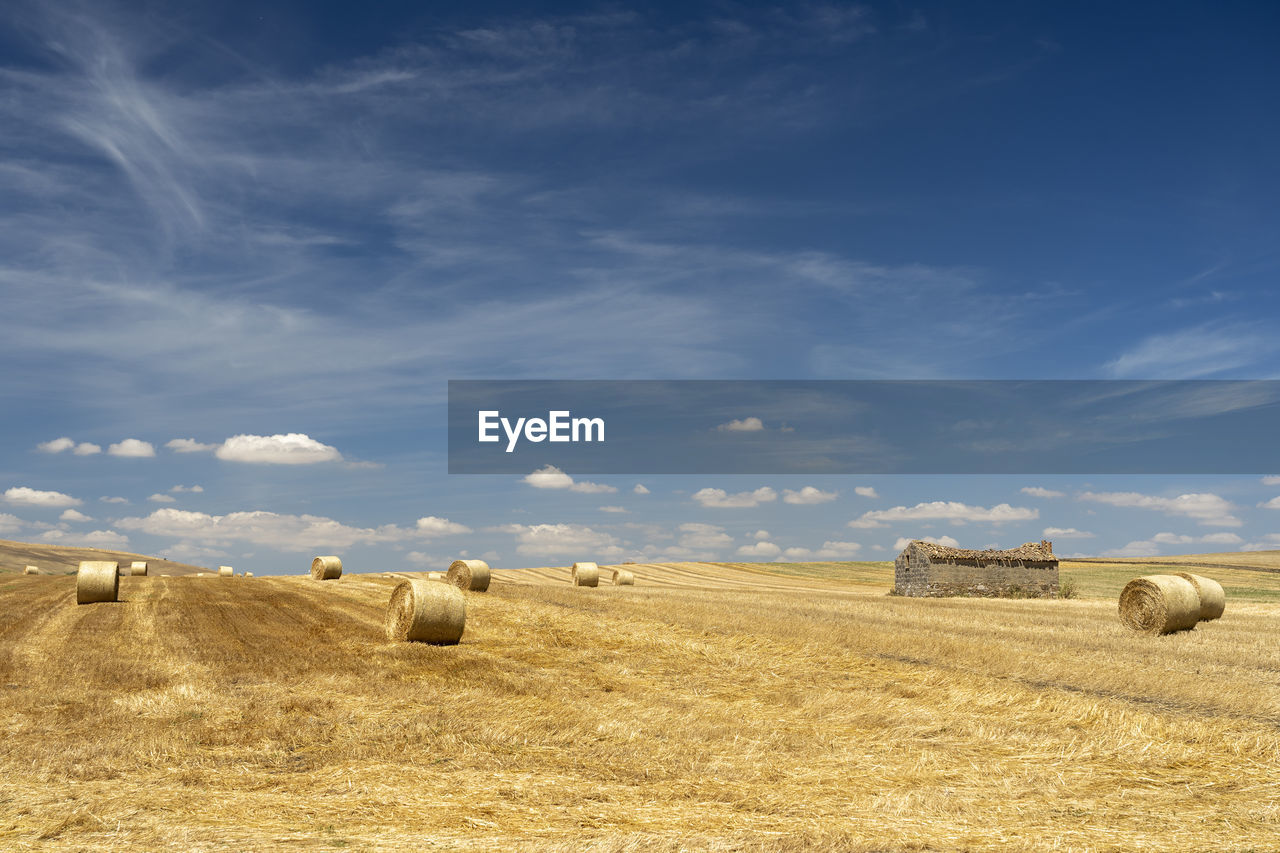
[218, 565, 234, 578]
[612, 568, 635, 586]
[1172, 572, 1226, 621]
[572, 561, 600, 587]
[76, 561, 120, 604]
[385, 579, 466, 644]
[311, 556, 342, 580]
[130, 561, 148, 576]
[1118, 575, 1201, 635]
[447, 559, 490, 592]
[24, 565, 39, 575]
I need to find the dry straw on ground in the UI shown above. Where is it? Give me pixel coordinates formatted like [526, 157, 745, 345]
[75, 561, 119, 604]
[311, 556, 343, 580]
[130, 561, 148, 576]
[23, 566, 38, 575]
[612, 568, 635, 586]
[447, 559, 490, 592]
[1118, 574, 1201, 634]
[1172, 572, 1226, 621]
[571, 561, 600, 587]
[385, 578, 466, 644]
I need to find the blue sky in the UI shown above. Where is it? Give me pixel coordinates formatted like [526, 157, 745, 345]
[2, 1, 1279, 572]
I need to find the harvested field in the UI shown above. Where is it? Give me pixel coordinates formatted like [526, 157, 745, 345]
[1, 565, 1278, 850]
[0, 538, 206, 577]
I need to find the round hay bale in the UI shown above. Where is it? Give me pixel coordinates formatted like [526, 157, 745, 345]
[76, 561, 120, 604]
[244, 572, 253, 578]
[385, 578, 466, 644]
[130, 561, 148, 576]
[447, 559, 490, 592]
[311, 556, 343, 580]
[612, 568, 635, 586]
[1172, 572, 1226, 621]
[572, 561, 600, 587]
[218, 565, 234, 578]
[427, 571, 444, 581]
[24, 565, 39, 575]
[1118, 575, 1201, 635]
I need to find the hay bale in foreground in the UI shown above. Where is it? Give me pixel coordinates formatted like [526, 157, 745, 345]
[76, 561, 120, 604]
[447, 559, 490, 592]
[24, 565, 39, 575]
[386, 578, 466, 644]
[311, 556, 343, 580]
[1172, 572, 1226, 621]
[572, 561, 600, 587]
[612, 568, 635, 586]
[1118, 575, 1201, 635]
[130, 561, 148, 576]
[218, 565, 234, 578]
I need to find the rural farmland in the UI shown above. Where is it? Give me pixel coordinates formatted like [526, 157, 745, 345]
[2, 552, 1279, 850]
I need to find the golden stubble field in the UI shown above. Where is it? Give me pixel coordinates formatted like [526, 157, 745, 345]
[1, 560, 1279, 851]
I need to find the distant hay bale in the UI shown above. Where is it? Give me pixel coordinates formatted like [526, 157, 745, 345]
[427, 571, 444, 581]
[447, 559, 490, 592]
[245, 572, 253, 578]
[218, 565, 234, 578]
[612, 568, 635, 586]
[24, 565, 39, 575]
[572, 561, 600, 587]
[1172, 572, 1226, 621]
[311, 556, 343, 580]
[385, 578, 466, 644]
[1118, 575, 1201, 635]
[76, 561, 119, 604]
[130, 561, 148, 576]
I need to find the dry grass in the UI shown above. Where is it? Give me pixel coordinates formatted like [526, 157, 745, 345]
[1, 566, 1278, 850]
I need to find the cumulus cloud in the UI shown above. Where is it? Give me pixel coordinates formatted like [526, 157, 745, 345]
[4, 486, 82, 507]
[0, 513, 26, 534]
[598, 505, 628, 513]
[782, 486, 838, 505]
[1259, 497, 1280, 510]
[752, 529, 771, 540]
[74, 442, 102, 455]
[1021, 487, 1065, 498]
[633, 484, 650, 495]
[170, 484, 204, 493]
[497, 522, 623, 557]
[1100, 530, 1244, 558]
[37, 437, 74, 453]
[1043, 527, 1093, 538]
[215, 433, 342, 465]
[1263, 476, 1280, 486]
[716, 417, 765, 432]
[108, 439, 156, 458]
[117, 508, 449, 551]
[692, 486, 777, 508]
[43, 528, 129, 547]
[677, 522, 733, 550]
[1078, 491, 1241, 527]
[99, 496, 130, 504]
[148, 493, 177, 503]
[851, 501, 1037, 528]
[893, 535, 960, 550]
[738, 540, 782, 558]
[854, 486, 878, 498]
[783, 541, 862, 559]
[60, 509, 93, 522]
[414, 516, 471, 536]
[522, 465, 617, 493]
[404, 551, 445, 568]
[167, 438, 218, 453]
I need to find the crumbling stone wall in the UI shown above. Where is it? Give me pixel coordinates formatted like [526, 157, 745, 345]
[895, 545, 1059, 598]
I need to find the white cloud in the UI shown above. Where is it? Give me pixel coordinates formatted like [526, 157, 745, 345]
[99, 496, 130, 504]
[1021, 487, 1065, 498]
[170, 484, 204, 493]
[404, 551, 445, 568]
[893, 535, 960, 551]
[148, 493, 177, 503]
[37, 437, 75, 453]
[414, 516, 471, 536]
[783, 540, 863, 560]
[215, 433, 342, 465]
[598, 505, 628, 513]
[1104, 322, 1279, 378]
[633, 484, 650, 495]
[737, 540, 781, 558]
[4, 486, 82, 507]
[1078, 491, 1241, 527]
[74, 442, 102, 455]
[692, 486, 777, 508]
[497, 522, 623, 558]
[854, 486, 878, 498]
[851, 501, 1037, 528]
[717, 417, 765, 432]
[1043, 527, 1093, 538]
[1198, 532, 1244, 545]
[521, 465, 617, 493]
[0, 513, 26, 534]
[108, 438, 156, 458]
[1263, 476, 1280, 486]
[1100, 540, 1161, 558]
[752, 529, 771, 540]
[60, 509, 93, 522]
[1259, 497, 1280, 510]
[782, 486, 838, 505]
[678, 522, 733, 550]
[81, 529, 130, 547]
[117, 508, 444, 551]
[167, 438, 218, 453]
[1101, 530, 1244, 557]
